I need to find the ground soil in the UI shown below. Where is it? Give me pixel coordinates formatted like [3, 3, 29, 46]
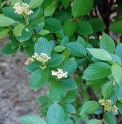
[0, 37, 47, 124]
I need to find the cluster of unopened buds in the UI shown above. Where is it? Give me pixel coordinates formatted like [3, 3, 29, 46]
[52, 68, 68, 79]
[98, 99, 118, 113]
[13, 2, 33, 15]
[32, 53, 51, 65]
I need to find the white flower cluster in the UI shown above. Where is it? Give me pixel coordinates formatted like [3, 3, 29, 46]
[98, 99, 118, 113]
[32, 53, 51, 64]
[13, 2, 33, 15]
[52, 68, 68, 79]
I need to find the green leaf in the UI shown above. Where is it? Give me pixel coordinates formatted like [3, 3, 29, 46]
[61, 36, 69, 46]
[44, 3, 56, 17]
[47, 104, 64, 124]
[34, 38, 52, 56]
[16, 25, 33, 42]
[2, 7, 23, 19]
[80, 114, 89, 123]
[39, 30, 50, 35]
[30, 18, 44, 29]
[76, 36, 87, 48]
[111, 54, 122, 65]
[88, 18, 105, 32]
[115, 43, 122, 59]
[23, 40, 31, 47]
[83, 62, 111, 80]
[63, 20, 76, 36]
[87, 79, 105, 91]
[65, 42, 86, 57]
[64, 119, 73, 124]
[29, 68, 49, 90]
[76, 21, 93, 35]
[42, 0, 52, 7]
[38, 96, 52, 105]
[115, 81, 122, 100]
[100, 33, 115, 53]
[45, 18, 62, 33]
[87, 119, 100, 124]
[0, 28, 9, 38]
[29, 0, 44, 9]
[62, 49, 70, 59]
[117, 102, 122, 114]
[49, 83, 65, 103]
[0, 14, 15, 27]
[26, 61, 42, 72]
[87, 48, 112, 61]
[94, 106, 103, 115]
[111, 63, 122, 84]
[55, 30, 65, 39]
[19, 115, 47, 124]
[110, 93, 118, 104]
[65, 104, 75, 113]
[25, 42, 34, 57]
[54, 45, 66, 52]
[59, 78, 77, 90]
[64, 113, 71, 120]
[77, 58, 88, 67]
[80, 101, 99, 114]
[13, 24, 25, 36]
[48, 54, 64, 67]
[54, 10, 70, 24]
[61, 0, 70, 9]
[89, 39, 99, 46]
[102, 81, 114, 99]
[10, 0, 22, 5]
[1, 43, 18, 55]
[9, 34, 20, 49]
[104, 112, 116, 124]
[72, 0, 94, 17]
[63, 89, 78, 103]
[59, 58, 77, 75]
[109, 21, 122, 34]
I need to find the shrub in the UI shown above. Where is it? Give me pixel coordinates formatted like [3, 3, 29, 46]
[1, 0, 122, 124]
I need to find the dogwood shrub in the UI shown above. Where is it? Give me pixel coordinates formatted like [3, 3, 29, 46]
[1, 0, 122, 124]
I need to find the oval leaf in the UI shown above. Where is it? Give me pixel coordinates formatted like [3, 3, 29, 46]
[104, 112, 116, 124]
[34, 38, 52, 56]
[19, 115, 47, 124]
[1, 43, 18, 55]
[0, 14, 15, 27]
[29, 68, 49, 90]
[49, 83, 65, 103]
[72, 0, 94, 17]
[76, 21, 93, 35]
[102, 81, 114, 99]
[80, 101, 99, 114]
[59, 78, 77, 90]
[83, 62, 111, 80]
[45, 18, 62, 33]
[59, 58, 77, 76]
[87, 48, 112, 61]
[100, 33, 115, 54]
[65, 42, 86, 57]
[63, 20, 76, 36]
[48, 54, 64, 67]
[109, 21, 122, 34]
[111, 63, 122, 84]
[47, 104, 64, 124]
[29, 0, 44, 9]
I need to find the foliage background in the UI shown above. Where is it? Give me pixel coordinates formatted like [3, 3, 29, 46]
[1, 0, 122, 124]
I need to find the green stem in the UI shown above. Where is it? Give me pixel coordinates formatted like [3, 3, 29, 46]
[23, 15, 29, 24]
[8, 26, 12, 31]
